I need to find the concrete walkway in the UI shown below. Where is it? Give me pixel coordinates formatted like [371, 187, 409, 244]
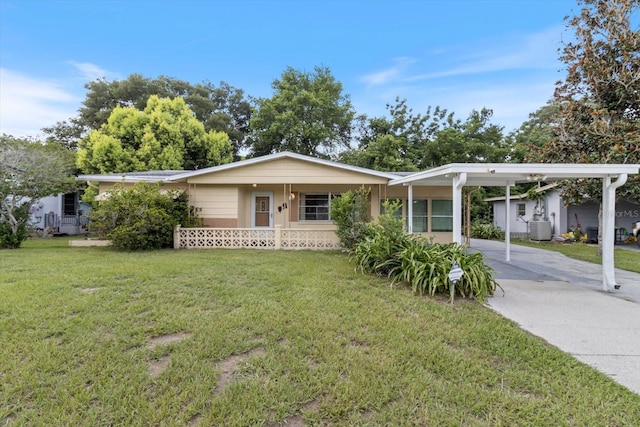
[469, 239, 640, 395]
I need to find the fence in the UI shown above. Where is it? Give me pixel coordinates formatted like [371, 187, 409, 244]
[173, 225, 341, 250]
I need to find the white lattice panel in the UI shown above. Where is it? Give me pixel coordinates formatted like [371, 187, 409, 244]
[175, 227, 340, 250]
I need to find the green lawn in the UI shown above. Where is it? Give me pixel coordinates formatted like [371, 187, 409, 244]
[512, 239, 640, 273]
[2, 237, 639, 426]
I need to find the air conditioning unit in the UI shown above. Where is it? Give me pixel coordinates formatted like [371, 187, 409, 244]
[530, 221, 552, 241]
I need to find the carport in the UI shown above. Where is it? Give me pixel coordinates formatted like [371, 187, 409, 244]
[389, 163, 640, 292]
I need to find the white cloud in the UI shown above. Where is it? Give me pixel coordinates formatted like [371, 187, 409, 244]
[360, 57, 416, 86]
[68, 61, 119, 82]
[0, 68, 80, 138]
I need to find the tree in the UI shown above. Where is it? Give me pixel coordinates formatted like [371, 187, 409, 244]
[0, 135, 76, 248]
[529, 0, 640, 206]
[339, 99, 454, 171]
[426, 108, 510, 166]
[76, 95, 233, 173]
[44, 75, 251, 157]
[248, 66, 355, 158]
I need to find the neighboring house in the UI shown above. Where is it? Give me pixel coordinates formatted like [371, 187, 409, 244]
[487, 184, 640, 241]
[29, 192, 91, 235]
[77, 152, 457, 245]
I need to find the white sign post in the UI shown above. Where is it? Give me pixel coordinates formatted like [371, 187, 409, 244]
[448, 262, 464, 303]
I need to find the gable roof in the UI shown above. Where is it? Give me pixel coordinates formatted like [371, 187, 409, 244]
[165, 151, 402, 182]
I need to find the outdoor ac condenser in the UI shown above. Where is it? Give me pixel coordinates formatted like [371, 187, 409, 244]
[530, 221, 552, 241]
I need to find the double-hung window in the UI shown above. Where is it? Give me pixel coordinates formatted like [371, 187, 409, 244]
[299, 193, 338, 221]
[431, 200, 453, 232]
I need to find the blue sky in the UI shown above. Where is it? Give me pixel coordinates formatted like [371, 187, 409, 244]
[1, 0, 581, 139]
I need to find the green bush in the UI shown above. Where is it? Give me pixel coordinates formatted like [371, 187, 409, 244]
[352, 200, 408, 274]
[89, 182, 198, 250]
[330, 186, 371, 250]
[471, 222, 504, 240]
[0, 204, 29, 249]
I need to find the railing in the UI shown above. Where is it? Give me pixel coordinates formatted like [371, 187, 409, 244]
[174, 226, 341, 250]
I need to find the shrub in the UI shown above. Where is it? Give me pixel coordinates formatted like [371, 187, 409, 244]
[471, 222, 504, 240]
[89, 182, 198, 250]
[330, 186, 371, 250]
[352, 200, 409, 274]
[0, 204, 29, 249]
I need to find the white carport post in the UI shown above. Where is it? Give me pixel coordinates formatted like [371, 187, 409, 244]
[407, 183, 413, 234]
[452, 173, 467, 244]
[602, 174, 628, 291]
[505, 182, 511, 262]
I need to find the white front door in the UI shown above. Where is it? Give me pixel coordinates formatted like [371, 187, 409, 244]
[251, 192, 273, 228]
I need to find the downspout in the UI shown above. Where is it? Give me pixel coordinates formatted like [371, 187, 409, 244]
[602, 173, 628, 291]
[452, 173, 467, 244]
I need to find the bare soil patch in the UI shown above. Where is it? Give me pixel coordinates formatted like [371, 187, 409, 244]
[213, 346, 266, 393]
[147, 332, 191, 350]
[148, 355, 171, 378]
[79, 287, 100, 293]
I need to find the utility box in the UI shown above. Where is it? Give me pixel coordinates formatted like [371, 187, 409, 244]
[530, 221, 552, 241]
[586, 227, 598, 244]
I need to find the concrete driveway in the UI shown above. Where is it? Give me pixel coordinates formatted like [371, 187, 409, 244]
[470, 239, 640, 395]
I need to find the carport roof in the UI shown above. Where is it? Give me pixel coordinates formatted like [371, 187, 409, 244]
[389, 163, 640, 187]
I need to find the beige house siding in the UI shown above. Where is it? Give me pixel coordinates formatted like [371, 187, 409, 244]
[189, 185, 238, 226]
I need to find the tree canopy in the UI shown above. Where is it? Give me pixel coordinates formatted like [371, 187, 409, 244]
[248, 66, 355, 158]
[529, 0, 640, 204]
[0, 135, 76, 248]
[76, 96, 233, 173]
[44, 74, 251, 158]
[340, 100, 511, 171]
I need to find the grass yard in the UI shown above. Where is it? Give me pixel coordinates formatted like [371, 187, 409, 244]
[512, 239, 640, 274]
[2, 237, 639, 426]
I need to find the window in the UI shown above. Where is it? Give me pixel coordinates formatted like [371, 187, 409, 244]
[432, 200, 453, 232]
[411, 200, 428, 232]
[517, 203, 526, 217]
[299, 193, 338, 221]
[62, 193, 76, 216]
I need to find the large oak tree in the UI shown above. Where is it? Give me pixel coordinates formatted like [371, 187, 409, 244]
[248, 66, 355, 158]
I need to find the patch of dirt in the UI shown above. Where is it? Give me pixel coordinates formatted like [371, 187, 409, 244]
[148, 355, 171, 378]
[213, 346, 266, 394]
[79, 287, 100, 293]
[2, 412, 17, 425]
[147, 332, 191, 350]
[349, 340, 370, 351]
[188, 413, 202, 426]
[273, 399, 321, 427]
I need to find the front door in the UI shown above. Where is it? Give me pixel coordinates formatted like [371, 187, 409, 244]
[252, 193, 273, 228]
